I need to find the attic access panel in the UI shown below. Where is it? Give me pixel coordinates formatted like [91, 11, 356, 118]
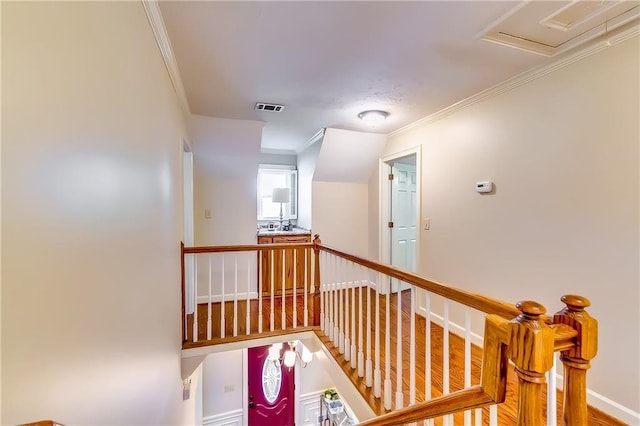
[479, 0, 640, 56]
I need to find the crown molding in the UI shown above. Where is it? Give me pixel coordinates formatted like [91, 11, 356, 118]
[390, 21, 639, 138]
[142, 0, 191, 117]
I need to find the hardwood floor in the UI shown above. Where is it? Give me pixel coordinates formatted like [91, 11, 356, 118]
[190, 293, 316, 339]
[320, 289, 625, 426]
[191, 289, 625, 425]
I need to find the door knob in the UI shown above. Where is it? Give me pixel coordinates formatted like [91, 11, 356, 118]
[249, 402, 256, 409]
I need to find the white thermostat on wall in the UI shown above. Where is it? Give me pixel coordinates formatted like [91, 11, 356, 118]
[476, 181, 493, 193]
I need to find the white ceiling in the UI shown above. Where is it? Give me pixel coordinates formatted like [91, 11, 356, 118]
[158, 1, 639, 154]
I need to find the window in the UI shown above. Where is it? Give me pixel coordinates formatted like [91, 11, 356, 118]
[257, 165, 298, 221]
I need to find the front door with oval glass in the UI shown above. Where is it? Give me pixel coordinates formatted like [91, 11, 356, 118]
[247, 344, 295, 425]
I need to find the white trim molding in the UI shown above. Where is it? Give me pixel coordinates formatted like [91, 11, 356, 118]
[202, 409, 244, 426]
[142, 0, 191, 117]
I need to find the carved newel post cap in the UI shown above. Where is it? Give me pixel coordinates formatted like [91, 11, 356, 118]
[516, 301, 546, 318]
[560, 294, 591, 311]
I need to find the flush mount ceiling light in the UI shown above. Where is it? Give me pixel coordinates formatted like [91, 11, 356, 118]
[358, 110, 389, 126]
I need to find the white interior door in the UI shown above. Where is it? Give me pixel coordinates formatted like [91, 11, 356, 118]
[390, 159, 417, 291]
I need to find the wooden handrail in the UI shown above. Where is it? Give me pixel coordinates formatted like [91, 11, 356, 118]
[180, 239, 595, 426]
[183, 242, 313, 254]
[359, 386, 493, 426]
[317, 243, 520, 319]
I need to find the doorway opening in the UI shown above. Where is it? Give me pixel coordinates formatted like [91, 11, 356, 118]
[380, 147, 421, 292]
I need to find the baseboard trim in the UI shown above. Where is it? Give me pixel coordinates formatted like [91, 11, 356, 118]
[416, 306, 484, 348]
[554, 373, 640, 425]
[202, 409, 244, 426]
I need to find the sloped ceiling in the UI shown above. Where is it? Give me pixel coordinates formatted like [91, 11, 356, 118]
[314, 128, 387, 184]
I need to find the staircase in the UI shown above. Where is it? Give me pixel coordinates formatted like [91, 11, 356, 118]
[180, 237, 616, 425]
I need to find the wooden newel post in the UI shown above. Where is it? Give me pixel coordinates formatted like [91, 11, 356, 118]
[554, 295, 598, 426]
[312, 234, 322, 326]
[509, 301, 555, 426]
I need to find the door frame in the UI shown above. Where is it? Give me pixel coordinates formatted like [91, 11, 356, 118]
[182, 138, 195, 317]
[379, 146, 422, 276]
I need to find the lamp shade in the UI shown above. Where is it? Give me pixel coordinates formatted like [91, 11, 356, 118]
[301, 345, 313, 363]
[268, 346, 281, 361]
[283, 350, 296, 367]
[272, 187, 290, 203]
[358, 110, 389, 126]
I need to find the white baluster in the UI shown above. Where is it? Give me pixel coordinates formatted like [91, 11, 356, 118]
[320, 251, 325, 332]
[293, 249, 297, 328]
[220, 255, 225, 339]
[333, 256, 339, 345]
[357, 266, 365, 378]
[309, 246, 315, 293]
[410, 285, 416, 405]
[474, 408, 482, 426]
[384, 275, 392, 411]
[246, 258, 251, 336]
[281, 248, 286, 330]
[344, 264, 351, 362]
[233, 258, 238, 337]
[464, 309, 472, 426]
[258, 249, 263, 334]
[193, 255, 198, 343]
[443, 300, 450, 426]
[373, 271, 381, 398]
[303, 248, 308, 327]
[270, 250, 274, 332]
[338, 265, 345, 354]
[547, 353, 558, 426]
[489, 404, 498, 425]
[207, 255, 212, 340]
[395, 279, 403, 409]
[425, 292, 432, 426]
[365, 276, 372, 388]
[326, 254, 335, 342]
[350, 262, 357, 369]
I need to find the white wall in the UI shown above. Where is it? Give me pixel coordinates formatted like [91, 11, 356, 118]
[312, 182, 369, 257]
[195, 175, 258, 245]
[367, 170, 380, 260]
[297, 141, 322, 231]
[260, 152, 297, 166]
[190, 116, 263, 246]
[381, 36, 639, 420]
[2, 2, 189, 425]
[202, 351, 244, 418]
[183, 365, 204, 426]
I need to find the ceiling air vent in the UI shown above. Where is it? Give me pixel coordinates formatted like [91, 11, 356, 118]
[255, 102, 285, 112]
